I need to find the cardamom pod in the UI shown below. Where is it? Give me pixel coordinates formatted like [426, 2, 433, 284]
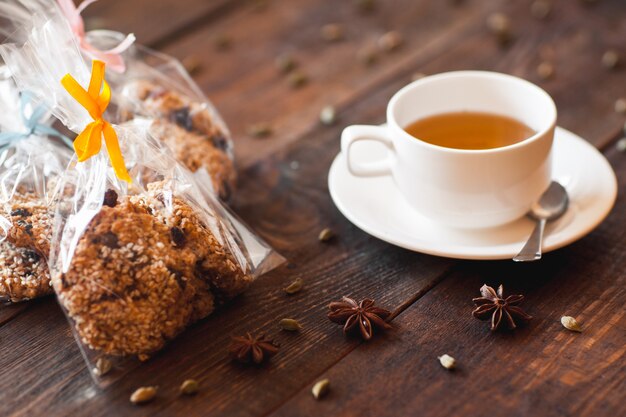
[275, 53, 297, 74]
[438, 354, 456, 370]
[357, 46, 377, 66]
[247, 122, 273, 138]
[411, 72, 426, 82]
[182, 55, 202, 76]
[288, 71, 308, 89]
[320, 106, 337, 126]
[378, 31, 403, 52]
[321, 24, 343, 42]
[561, 316, 582, 332]
[537, 62, 554, 80]
[312, 379, 330, 399]
[214, 34, 232, 51]
[130, 386, 157, 405]
[93, 357, 112, 377]
[279, 318, 303, 331]
[180, 379, 199, 395]
[284, 278, 304, 295]
[602, 50, 619, 70]
[486, 13, 512, 46]
[318, 228, 334, 242]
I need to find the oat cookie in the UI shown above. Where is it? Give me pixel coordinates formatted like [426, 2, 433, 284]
[0, 239, 51, 303]
[149, 120, 235, 201]
[6, 189, 52, 255]
[134, 187, 254, 302]
[124, 80, 236, 200]
[55, 188, 250, 356]
[54, 195, 205, 355]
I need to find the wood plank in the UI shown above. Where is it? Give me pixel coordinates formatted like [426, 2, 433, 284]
[0, 1, 623, 416]
[156, 0, 499, 167]
[268, 141, 626, 417]
[0, 302, 28, 326]
[81, 0, 246, 47]
[0, 81, 455, 416]
[155, 0, 626, 168]
[1, 2, 484, 406]
[0, 229, 453, 415]
[0, 0, 496, 328]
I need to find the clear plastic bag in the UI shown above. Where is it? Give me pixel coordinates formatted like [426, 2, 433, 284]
[4, 0, 235, 201]
[88, 31, 237, 201]
[0, 6, 283, 383]
[0, 65, 73, 304]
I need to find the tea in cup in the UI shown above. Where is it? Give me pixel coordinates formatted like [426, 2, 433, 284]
[341, 71, 557, 229]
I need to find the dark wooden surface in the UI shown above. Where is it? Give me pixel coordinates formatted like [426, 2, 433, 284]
[1, 1, 625, 416]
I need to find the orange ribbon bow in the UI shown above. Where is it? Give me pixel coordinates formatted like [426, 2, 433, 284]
[61, 60, 131, 183]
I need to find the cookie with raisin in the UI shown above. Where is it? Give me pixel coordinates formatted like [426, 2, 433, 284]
[149, 120, 235, 201]
[133, 186, 253, 303]
[53, 194, 211, 356]
[6, 189, 52, 256]
[122, 80, 235, 200]
[0, 240, 51, 303]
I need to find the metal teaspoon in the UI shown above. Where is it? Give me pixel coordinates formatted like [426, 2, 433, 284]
[513, 181, 569, 262]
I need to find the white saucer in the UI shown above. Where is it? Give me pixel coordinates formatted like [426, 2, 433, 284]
[329, 127, 617, 260]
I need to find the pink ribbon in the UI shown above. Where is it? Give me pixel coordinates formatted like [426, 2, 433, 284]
[57, 0, 136, 73]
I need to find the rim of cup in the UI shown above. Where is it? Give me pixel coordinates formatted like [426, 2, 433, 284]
[387, 70, 557, 155]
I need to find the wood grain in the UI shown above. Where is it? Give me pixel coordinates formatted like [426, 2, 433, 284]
[81, 0, 245, 47]
[0, 0, 624, 416]
[1, 0, 495, 329]
[154, 0, 626, 168]
[0, 82, 457, 416]
[269, 142, 626, 417]
[156, 0, 499, 167]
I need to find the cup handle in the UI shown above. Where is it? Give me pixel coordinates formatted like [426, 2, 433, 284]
[341, 125, 395, 177]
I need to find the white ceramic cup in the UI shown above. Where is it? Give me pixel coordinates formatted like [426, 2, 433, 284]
[341, 71, 557, 229]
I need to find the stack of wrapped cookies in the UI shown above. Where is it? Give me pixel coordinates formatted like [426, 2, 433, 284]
[0, 68, 73, 303]
[0, 0, 281, 383]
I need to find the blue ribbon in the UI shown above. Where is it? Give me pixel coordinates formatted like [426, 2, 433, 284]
[0, 92, 73, 149]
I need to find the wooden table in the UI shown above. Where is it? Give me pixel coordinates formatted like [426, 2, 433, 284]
[1, 0, 624, 416]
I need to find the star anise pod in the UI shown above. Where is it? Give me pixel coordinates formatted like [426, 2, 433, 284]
[229, 333, 279, 364]
[472, 284, 532, 331]
[327, 296, 392, 340]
